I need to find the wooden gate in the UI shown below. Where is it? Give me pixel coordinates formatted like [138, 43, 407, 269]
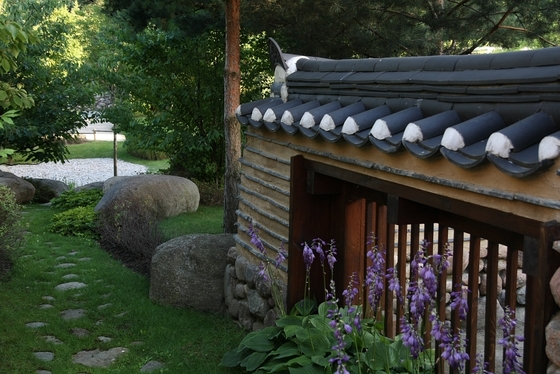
[288, 155, 560, 373]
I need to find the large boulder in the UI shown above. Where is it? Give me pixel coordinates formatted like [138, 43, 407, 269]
[27, 178, 69, 203]
[0, 171, 35, 204]
[95, 175, 199, 219]
[149, 234, 236, 313]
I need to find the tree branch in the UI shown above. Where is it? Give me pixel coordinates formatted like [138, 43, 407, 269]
[460, 6, 515, 55]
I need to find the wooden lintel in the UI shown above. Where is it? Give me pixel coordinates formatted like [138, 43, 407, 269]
[306, 170, 342, 195]
[387, 195, 438, 224]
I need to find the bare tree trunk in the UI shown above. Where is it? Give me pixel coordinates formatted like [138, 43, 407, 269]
[223, 0, 241, 233]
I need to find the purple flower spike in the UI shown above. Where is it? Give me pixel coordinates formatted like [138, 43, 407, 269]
[275, 242, 287, 269]
[498, 306, 525, 374]
[302, 242, 315, 271]
[248, 220, 265, 254]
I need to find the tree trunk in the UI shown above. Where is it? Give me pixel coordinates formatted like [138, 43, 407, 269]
[223, 0, 241, 233]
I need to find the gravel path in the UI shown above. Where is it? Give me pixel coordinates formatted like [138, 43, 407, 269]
[2, 158, 148, 187]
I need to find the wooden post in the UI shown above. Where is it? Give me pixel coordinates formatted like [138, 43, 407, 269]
[113, 130, 117, 176]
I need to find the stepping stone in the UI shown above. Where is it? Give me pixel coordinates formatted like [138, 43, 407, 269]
[38, 304, 54, 309]
[68, 251, 78, 255]
[42, 296, 55, 301]
[98, 303, 112, 310]
[54, 263, 76, 268]
[33, 351, 54, 362]
[55, 282, 87, 291]
[60, 309, 87, 321]
[26, 322, 48, 328]
[79, 257, 91, 261]
[114, 311, 128, 318]
[62, 274, 79, 280]
[141, 361, 165, 372]
[55, 256, 66, 261]
[98, 336, 112, 343]
[71, 328, 90, 338]
[36, 370, 52, 374]
[72, 347, 129, 368]
[43, 335, 63, 345]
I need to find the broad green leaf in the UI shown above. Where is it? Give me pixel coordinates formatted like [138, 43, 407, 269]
[288, 364, 325, 374]
[0, 90, 7, 101]
[240, 333, 275, 352]
[276, 315, 304, 328]
[242, 351, 269, 372]
[286, 355, 313, 366]
[219, 348, 246, 367]
[311, 355, 330, 367]
[272, 341, 300, 359]
[309, 315, 331, 332]
[296, 329, 331, 357]
[284, 324, 304, 338]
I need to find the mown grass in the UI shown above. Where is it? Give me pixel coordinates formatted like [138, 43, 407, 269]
[0, 141, 244, 373]
[0, 205, 244, 373]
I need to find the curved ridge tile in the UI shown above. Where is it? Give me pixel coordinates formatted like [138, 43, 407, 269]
[319, 102, 366, 143]
[280, 100, 321, 134]
[263, 99, 303, 132]
[248, 98, 284, 128]
[402, 111, 462, 159]
[440, 112, 506, 168]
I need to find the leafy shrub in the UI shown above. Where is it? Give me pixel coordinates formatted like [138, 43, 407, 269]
[125, 137, 167, 161]
[51, 188, 104, 210]
[0, 186, 26, 281]
[194, 179, 223, 207]
[96, 199, 166, 276]
[49, 206, 98, 239]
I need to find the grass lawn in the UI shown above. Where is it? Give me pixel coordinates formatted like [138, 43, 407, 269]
[0, 205, 245, 373]
[0, 141, 246, 373]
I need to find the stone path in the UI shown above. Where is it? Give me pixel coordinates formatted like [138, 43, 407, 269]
[24, 250, 165, 373]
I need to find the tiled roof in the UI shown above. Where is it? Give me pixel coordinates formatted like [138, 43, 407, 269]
[236, 40, 560, 178]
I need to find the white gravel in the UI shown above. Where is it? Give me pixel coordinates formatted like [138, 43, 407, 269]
[2, 158, 148, 187]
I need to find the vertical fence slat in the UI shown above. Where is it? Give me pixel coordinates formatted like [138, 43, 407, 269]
[466, 236, 481, 373]
[435, 225, 449, 374]
[396, 224, 408, 334]
[485, 241, 499, 373]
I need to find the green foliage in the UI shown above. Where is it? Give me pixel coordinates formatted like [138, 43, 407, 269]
[0, 0, 98, 163]
[0, 15, 36, 132]
[0, 185, 26, 280]
[49, 205, 98, 238]
[242, 0, 560, 58]
[50, 188, 103, 210]
[221, 300, 432, 374]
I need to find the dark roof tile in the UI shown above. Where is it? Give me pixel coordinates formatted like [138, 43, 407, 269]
[240, 44, 560, 177]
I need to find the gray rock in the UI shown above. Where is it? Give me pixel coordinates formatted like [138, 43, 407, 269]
[140, 361, 165, 373]
[71, 328, 90, 337]
[245, 263, 258, 288]
[255, 273, 272, 298]
[43, 335, 63, 345]
[224, 265, 235, 305]
[60, 309, 87, 321]
[26, 322, 48, 328]
[54, 263, 76, 268]
[72, 347, 129, 368]
[0, 171, 35, 203]
[96, 175, 199, 219]
[149, 234, 235, 313]
[55, 282, 87, 291]
[27, 178, 69, 203]
[33, 351, 54, 362]
[247, 288, 270, 319]
[235, 255, 249, 282]
[75, 181, 104, 191]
